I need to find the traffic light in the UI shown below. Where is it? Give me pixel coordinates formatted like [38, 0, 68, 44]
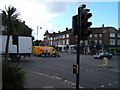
[72, 15, 78, 35]
[12, 35, 18, 45]
[80, 5, 92, 40]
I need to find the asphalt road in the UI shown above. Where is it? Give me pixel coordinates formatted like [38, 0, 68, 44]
[19, 53, 119, 88]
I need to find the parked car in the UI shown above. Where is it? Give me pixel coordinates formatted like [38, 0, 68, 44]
[94, 53, 112, 59]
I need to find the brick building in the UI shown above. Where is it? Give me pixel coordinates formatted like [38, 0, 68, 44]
[43, 26, 120, 55]
[0, 14, 2, 35]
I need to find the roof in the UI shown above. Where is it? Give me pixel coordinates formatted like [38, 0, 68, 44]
[90, 27, 118, 34]
[44, 27, 119, 37]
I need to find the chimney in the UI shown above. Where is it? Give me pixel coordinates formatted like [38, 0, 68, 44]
[23, 21, 25, 24]
[66, 27, 68, 31]
[58, 31, 60, 33]
[46, 30, 48, 33]
[102, 24, 104, 28]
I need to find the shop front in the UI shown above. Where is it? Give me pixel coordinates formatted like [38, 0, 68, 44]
[104, 45, 120, 55]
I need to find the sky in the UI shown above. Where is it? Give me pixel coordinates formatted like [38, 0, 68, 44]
[0, 0, 119, 40]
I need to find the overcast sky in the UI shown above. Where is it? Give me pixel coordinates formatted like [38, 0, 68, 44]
[0, 0, 119, 40]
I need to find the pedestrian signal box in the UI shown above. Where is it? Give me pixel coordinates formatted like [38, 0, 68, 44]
[73, 64, 78, 74]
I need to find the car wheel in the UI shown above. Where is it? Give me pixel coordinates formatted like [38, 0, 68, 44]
[41, 54, 45, 57]
[57, 55, 60, 57]
[100, 56, 103, 59]
[38, 54, 41, 57]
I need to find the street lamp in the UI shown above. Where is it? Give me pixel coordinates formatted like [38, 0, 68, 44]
[37, 26, 42, 40]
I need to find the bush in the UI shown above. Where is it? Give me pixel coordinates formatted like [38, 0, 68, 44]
[2, 60, 26, 90]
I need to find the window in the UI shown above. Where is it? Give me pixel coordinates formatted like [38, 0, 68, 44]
[110, 39, 115, 45]
[63, 40, 65, 45]
[94, 34, 98, 38]
[85, 40, 88, 45]
[99, 34, 102, 38]
[2, 25, 5, 30]
[66, 34, 69, 38]
[99, 40, 102, 45]
[54, 37, 56, 40]
[58, 41, 60, 45]
[58, 36, 60, 39]
[60, 36, 62, 39]
[66, 39, 69, 45]
[50, 41, 52, 45]
[94, 40, 97, 45]
[63, 35, 65, 38]
[80, 40, 83, 44]
[50, 37, 52, 41]
[118, 34, 120, 37]
[48, 38, 49, 40]
[110, 33, 115, 37]
[118, 40, 120, 45]
[90, 34, 92, 37]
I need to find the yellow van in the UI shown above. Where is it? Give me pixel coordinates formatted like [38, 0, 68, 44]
[33, 46, 55, 56]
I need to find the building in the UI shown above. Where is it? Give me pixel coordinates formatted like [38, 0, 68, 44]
[88, 26, 120, 55]
[43, 26, 120, 55]
[44, 28, 76, 52]
[0, 14, 2, 35]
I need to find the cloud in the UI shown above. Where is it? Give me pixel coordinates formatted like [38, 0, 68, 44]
[46, 0, 119, 2]
[0, 0, 68, 40]
[45, 2, 67, 14]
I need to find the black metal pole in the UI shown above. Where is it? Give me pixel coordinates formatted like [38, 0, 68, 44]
[76, 7, 81, 90]
[17, 36, 19, 62]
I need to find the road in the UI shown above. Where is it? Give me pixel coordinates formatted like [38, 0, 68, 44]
[19, 53, 119, 88]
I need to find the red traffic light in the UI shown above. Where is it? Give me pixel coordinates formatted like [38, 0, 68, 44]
[83, 13, 92, 20]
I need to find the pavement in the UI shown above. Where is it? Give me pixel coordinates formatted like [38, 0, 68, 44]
[24, 70, 74, 89]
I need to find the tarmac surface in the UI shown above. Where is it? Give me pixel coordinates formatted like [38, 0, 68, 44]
[24, 70, 74, 89]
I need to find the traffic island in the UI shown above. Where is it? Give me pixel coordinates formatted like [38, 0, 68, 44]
[98, 57, 113, 68]
[98, 64, 113, 68]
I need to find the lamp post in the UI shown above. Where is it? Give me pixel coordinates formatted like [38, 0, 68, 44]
[37, 26, 42, 40]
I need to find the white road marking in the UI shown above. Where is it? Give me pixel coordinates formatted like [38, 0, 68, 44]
[115, 81, 118, 84]
[27, 70, 74, 88]
[108, 83, 111, 85]
[101, 85, 104, 87]
[43, 86, 56, 90]
[43, 86, 55, 88]
[27, 70, 52, 78]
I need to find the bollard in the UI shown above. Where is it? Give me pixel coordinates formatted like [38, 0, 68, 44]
[99, 57, 112, 68]
[103, 57, 108, 66]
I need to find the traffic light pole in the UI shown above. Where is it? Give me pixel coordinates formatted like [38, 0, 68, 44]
[76, 7, 81, 90]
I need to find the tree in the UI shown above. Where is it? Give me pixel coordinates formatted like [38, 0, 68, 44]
[1, 6, 20, 60]
[13, 21, 32, 36]
[81, 41, 86, 54]
[2, 60, 26, 90]
[89, 40, 95, 55]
